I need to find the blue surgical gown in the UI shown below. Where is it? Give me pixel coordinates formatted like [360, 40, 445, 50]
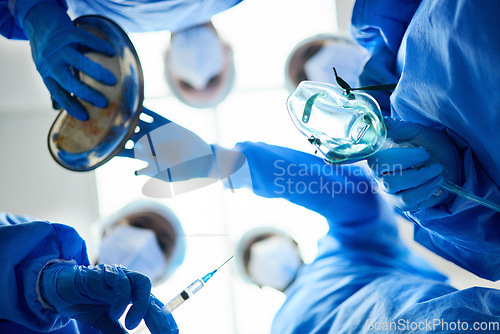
[0, 0, 243, 39]
[0, 212, 99, 333]
[66, 0, 243, 33]
[233, 142, 500, 333]
[351, 0, 500, 281]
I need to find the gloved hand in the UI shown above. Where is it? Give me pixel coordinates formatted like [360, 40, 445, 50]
[134, 121, 217, 181]
[39, 263, 178, 334]
[358, 44, 399, 113]
[132, 119, 248, 197]
[20, 1, 117, 121]
[367, 117, 462, 211]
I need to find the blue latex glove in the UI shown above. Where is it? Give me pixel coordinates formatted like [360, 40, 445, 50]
[21, 1, 117, 121]
[358, 44, 399, 114]
[367, 117, 461, 211]
[40, 263, 178, 334]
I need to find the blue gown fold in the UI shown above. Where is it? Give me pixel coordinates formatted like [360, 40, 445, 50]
[351, 0, 500, 281]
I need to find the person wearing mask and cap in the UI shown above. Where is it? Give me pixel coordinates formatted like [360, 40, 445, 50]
[164, 22, 235, 109]
[284, 33, 367, 95]
[0, 0, 241, 120]
[0, 210, 179, 334]
[95, 199, 186, 287]
[235, 227, 303, 292]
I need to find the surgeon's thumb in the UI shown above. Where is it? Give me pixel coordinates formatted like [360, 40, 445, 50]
[384, 117, 426, 143]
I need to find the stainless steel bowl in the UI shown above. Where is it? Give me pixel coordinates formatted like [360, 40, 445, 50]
[48, 15, 144, 171]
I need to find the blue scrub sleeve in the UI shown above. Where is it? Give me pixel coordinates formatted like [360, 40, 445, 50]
[232, 142, 380, 221]
[231, 142, 423, 260]
[66, 0, 243, 33]
[350, 0, 421, 54]
[0, 0, 68, 39]
[0, 212, 90, 332]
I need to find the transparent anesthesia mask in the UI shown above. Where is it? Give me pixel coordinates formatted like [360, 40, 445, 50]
[288, 78, 500, 213]
[287, 81, 386, 164]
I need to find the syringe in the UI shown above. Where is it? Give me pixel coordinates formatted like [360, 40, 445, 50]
[135, 256, 233, 334]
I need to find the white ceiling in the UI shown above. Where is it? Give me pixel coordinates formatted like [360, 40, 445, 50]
[0, 37, 53, 113]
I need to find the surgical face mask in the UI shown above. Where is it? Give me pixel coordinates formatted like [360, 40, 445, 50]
[99, 224, 167, 282]
[304, 42, 367, 88]
[169, 25, 224, 90]
[248, 236, 302, 291]
[287, 80, 386, 164]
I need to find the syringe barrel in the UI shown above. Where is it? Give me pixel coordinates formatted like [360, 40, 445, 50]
[164, 293, 186, 313]
[163, 279, 205, 313]
[187, 279, 205, 294]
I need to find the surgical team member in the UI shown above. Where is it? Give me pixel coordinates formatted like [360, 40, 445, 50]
[95, 199, 186, 287]
[0, 0, 242, 120]
[0, 212, 178, 334]
[284, 33, 367, 93]
[235, 227, 303, 292]
[349, 0, 500, 281]
[163, 22, 236, 108]
[228, 142, 500, 333]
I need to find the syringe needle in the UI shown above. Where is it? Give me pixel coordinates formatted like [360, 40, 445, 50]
[215, 255, 233, 271]
[202, 255, 234, 283]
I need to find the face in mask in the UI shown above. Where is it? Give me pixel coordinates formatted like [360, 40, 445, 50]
[287, 80, 386, 164]
[169, 24, 224, 91]
[247, 236, 303, 292]
[98, 224, 167, 283]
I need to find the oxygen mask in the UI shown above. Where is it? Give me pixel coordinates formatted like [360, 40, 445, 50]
[287, 79, 386, 164]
